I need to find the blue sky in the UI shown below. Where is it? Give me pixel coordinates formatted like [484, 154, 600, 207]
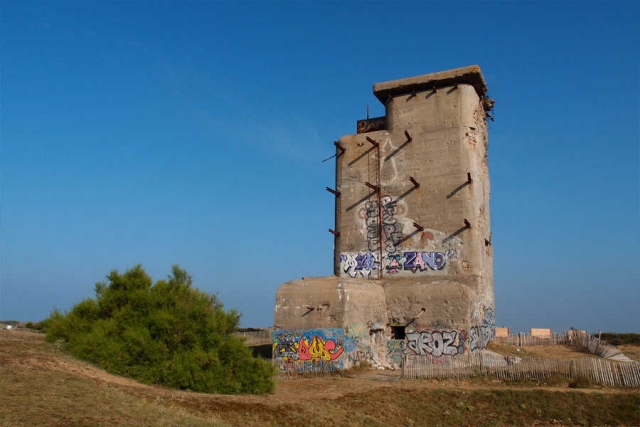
[1, 1, 638, 333]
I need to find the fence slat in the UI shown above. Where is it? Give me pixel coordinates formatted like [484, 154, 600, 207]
[399, 353, 639, 388]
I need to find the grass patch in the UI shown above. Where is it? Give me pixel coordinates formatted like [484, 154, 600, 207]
[2, 331, 639, 427]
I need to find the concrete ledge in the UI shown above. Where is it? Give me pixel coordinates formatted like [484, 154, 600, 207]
[373, 65, 487, 103]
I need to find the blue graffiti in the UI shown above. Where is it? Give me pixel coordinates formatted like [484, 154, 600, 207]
[403, 251, 450, 272]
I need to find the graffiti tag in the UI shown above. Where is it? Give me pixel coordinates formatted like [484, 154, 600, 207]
[405, 330, 465, 358]
[273, 330, 345, 363]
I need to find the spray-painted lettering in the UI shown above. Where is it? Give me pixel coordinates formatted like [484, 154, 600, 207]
[403, 251, 448, 271]
[273, 329, 346, 364]
[471, 306, 495, 351]
[365, 201, 380, 252]
[405, 330, 466, 358]
[340, 252, 379, 278]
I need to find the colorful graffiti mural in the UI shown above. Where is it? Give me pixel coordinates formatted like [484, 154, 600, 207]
[405, 329, 466, 358]
[273, 329, 354, 371]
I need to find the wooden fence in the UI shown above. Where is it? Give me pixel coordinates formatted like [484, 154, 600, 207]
[235, 328, 273, 346]
[274, 360, 341, 380]
[572, 331, 633, 361]
[493, 331, 572, 346]
[402, 353, 640, 387]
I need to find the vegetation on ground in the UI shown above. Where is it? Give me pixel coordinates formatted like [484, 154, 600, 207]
[599, 333, 640, 346]
[40, 265, 274, 394]
[486, 341, 596, 359]
[1, 331, 639, 427]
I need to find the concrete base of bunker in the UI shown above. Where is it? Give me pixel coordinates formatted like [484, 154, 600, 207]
[273, 275, 494, 371]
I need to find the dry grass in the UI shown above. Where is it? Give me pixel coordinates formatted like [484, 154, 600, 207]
[486, 341, 597, 359]
[1, 331, 639, 427]
[618, 345, 640, 361]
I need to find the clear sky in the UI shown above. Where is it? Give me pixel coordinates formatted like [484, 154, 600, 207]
[1, 1, 638, 333]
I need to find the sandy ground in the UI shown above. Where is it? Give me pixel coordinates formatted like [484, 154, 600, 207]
[2, 330, 637, 408]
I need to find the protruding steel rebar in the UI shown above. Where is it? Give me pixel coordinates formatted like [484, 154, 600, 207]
[365, 182, 380, 192]
[409, 176, 420, 188]
[328, 228, 340, 236]
[366, 136, 379, 147]
[325, 187, 341, 197]
[404, 130, 412, 142]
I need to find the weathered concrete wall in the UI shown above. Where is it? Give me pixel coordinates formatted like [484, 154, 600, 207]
[274, 65, 495, 371]
[274, 276, 389, 369]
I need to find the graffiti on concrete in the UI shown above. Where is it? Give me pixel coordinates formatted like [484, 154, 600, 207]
[380, 195, 403, 254]
[273, 329, 345, 364]
[344, 323, 386, 368]
[348, 194, 464, 278]
[298, 336, 344, 361]
[341, 250, 457, 277]
[386, 254, 403, 274]
[385, 250, 456, 275]
[358, 196, 405, 254]
[347, 345, 377, 367]
[272, 332, 299, 361]
[273, 329, 357, 373]
[405, 329, 466, 358]
[365, 200, 380, 252]
[471, 306, 495, 351]
[340, 252, 379, 278]
[403, 250, 456, 272]
[386, 339, 407, 366]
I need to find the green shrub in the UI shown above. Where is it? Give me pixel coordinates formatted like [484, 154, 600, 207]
[43, 265, 274, 394]
[598, 333, 640, 346]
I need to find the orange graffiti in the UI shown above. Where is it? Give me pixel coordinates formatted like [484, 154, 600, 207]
[298, 336, 344, 361]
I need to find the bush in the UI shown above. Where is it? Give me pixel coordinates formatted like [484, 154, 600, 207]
[42, 265, 274, 394]
[598, 333, 640, 346]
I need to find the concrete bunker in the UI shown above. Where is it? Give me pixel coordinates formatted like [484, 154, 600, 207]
[274, 65, 495, 371]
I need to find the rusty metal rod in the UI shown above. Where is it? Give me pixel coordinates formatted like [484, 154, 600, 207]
[366, 136, 379, 147]
[328, 228, 340, 236]
[365, 182, 380, 192]
[463, 219, 471, 228]
[409, 176, 420, 188]
[467, 172, 473, 184]
[325, 187, 341, 197]
[404, 130, 412, 142]
[333, 141, 345, 153]
[413, 222, 424, 231]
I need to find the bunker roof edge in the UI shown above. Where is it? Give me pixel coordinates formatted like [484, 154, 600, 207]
[373, 64, 487, 103]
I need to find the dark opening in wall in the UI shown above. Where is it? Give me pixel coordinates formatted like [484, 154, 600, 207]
[391, 325, 406, 340]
